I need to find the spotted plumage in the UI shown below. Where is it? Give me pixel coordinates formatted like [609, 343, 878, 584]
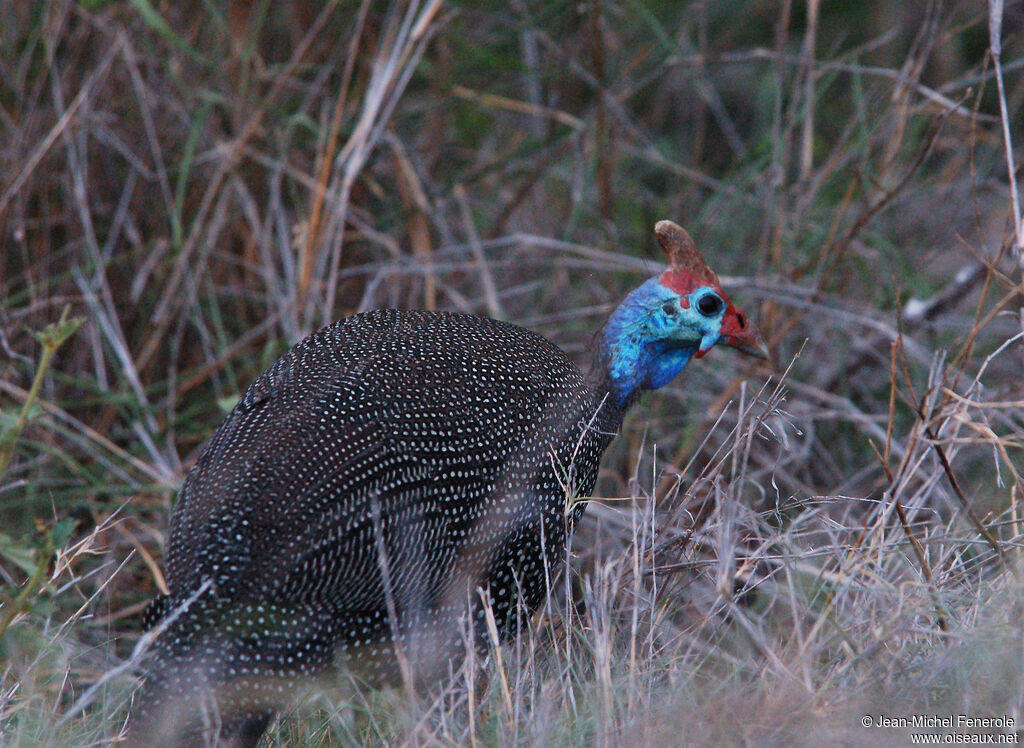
[129, 221, 766, 747]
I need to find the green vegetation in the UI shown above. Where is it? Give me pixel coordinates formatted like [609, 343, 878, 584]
[1, 1, 1022, 745]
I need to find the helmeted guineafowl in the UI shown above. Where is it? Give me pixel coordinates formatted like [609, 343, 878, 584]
[129, 220, 766, 747]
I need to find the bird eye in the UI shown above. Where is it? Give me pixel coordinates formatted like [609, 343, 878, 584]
[696, 294, 723, 317]
[662, 301, 677, 316]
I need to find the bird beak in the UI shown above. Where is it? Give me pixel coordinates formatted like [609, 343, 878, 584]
[724, 332, 770, 360]
[719, 305, 769, 360]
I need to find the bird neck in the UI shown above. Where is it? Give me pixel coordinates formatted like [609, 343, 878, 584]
[592, 282, 696, 410]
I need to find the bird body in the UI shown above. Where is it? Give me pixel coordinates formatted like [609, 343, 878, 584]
[130, 221, 765, 747]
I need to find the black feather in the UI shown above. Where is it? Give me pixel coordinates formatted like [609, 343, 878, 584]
[129, 310, 625, 746]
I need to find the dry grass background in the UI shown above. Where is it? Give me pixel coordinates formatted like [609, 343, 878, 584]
[2, 0, 1024, 745]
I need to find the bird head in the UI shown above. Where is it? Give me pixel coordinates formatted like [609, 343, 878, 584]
[601, 220, 768, 406]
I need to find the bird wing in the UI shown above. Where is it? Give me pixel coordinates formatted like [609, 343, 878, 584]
[164, 312, 590, 620]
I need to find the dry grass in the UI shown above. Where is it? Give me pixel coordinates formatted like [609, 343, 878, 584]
[2, 0, 1023, 745]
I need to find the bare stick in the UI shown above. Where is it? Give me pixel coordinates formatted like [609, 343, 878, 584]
[988, 0, 1024, 356]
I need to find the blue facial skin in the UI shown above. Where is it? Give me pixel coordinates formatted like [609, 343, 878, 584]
[601, 278, 727, 407]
